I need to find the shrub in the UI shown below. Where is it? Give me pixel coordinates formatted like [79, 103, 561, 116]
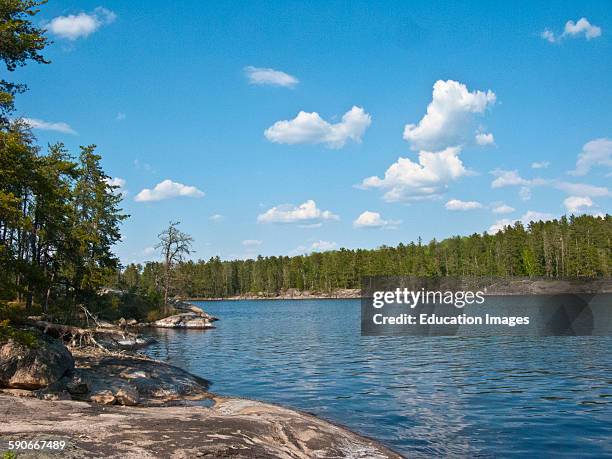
[0, 320, 39, 348]
[84, 292, 162, 322]
[146, 307, 178, 323]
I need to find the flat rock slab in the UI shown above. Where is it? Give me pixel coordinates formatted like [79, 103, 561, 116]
[0, 395, 402, 458]
[72, 350, 210, 405]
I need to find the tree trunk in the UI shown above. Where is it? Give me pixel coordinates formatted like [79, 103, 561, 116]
[163, 261, 170, 313]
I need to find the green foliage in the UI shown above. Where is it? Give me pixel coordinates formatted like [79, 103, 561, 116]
[0, 0, 49, 70]
[0, 301, 28, 323]
[3, 451, 17, 459]
[0, 0, 50, 125]
[69, 146, 128, 297]
[0, 5, 127, 315]
[0, 319, 39, 347]
[0, 139, 127, 312]
[146, 306, 178, 323]
[0, 0, 130, 323]
[115, 215, 611, 299]
[522, 247, 537, 276]
[89, 292, 162, 322]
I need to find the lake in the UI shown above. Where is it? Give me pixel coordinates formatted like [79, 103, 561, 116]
[144, 299, 612, 457]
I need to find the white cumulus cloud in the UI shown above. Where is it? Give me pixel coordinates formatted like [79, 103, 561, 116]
[490, 169, 530, 188]
[311, 240, 337, 251]
[264, 106, 371, 149]
[555, 182, 610, 197]
[257, 200, 338, 225]
[487, 218, 514, 234]
[541, 17, 602, 43]
[47, 7, 116, 40]
[541, 30, 556, 43]
[353, 211, 400, 229]
[488, 211, 555, 234]
[492, 203, 515, 214]
[134, 179, 204, 202]
[531, 161, 550, 169]
[403, 80, 496, 151]
[487, 170, 609, 202]
[22, 117, 77, 135]
[475, 132, 495, 146]
[570, 138, 612, 176]
[564, 17, 602, 39]
[490, 170, 549, 190]
[564, 196, 594, 213]
[489, 167, 610, 203]
[290, 240, 338, 255]
[244, 66, 298, 88]
[209, 214, 225, 223]
[360, 146, 468, 202]
[521, 210, 555, 224]
[445, 199, 483, 211]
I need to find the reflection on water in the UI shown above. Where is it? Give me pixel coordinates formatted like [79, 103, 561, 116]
[144, 299, 612, 457]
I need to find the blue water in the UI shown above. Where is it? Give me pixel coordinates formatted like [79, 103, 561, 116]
[144, 299, 612, 457]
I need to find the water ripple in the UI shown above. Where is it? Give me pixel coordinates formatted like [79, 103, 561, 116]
[144, 299, 612, 458]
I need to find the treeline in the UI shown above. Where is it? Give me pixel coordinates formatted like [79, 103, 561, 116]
[0, 2, 129, 321]
[0, 139, 126, 310]
[116, 214, 611, 298]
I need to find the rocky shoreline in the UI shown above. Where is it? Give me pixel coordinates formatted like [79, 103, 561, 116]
[0, 349, 401, 458]
[190, 288, 361, 301]
[0, 304, 401, 458]
[193, 278, 612, 301]
[0, 392, 401, 458]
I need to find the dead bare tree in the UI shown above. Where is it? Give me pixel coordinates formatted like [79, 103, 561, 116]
[156, 221, 193, 312]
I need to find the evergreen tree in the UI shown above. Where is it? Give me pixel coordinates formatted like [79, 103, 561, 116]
[67, 146, 127, 301]
[0, 0, 49, 126]
[120, 215, 611, 299]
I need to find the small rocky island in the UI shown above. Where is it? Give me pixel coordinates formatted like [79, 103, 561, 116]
[148, 298, 218, 329]
[0, 301, 400, 458]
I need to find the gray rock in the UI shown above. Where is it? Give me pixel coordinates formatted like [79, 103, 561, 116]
[169, 298, 219, 321]
[153, 312, 215, 329]
[66, 376, 89, 395]
[97, 287, 125, 296]
[39, 390, 71, 401]
[72, 350, 209, 405]
[0, 394, 403, 458]
[89, 329, 155, 351]
[0, 331, 74, 390]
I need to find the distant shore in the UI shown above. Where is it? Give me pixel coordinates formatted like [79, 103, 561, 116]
[188, 288, 361, 302]
[189, 278, 612, 302]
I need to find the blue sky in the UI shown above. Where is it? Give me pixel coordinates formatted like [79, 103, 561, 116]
[13, 0, 612, 264]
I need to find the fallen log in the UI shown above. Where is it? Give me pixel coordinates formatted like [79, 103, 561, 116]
[26, 320, 153, 352]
